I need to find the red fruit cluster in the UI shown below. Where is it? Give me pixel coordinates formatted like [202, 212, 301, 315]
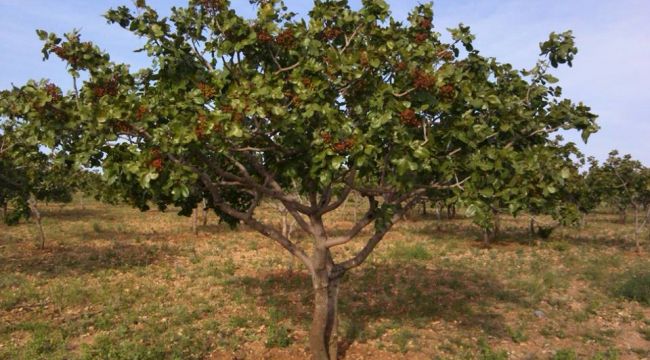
[285, 91, 301, 106]
[359, 51, 369, 67]
[51, 46, 79, 66]
[321, 132, 332, 144]
[276, 28, 295, 48]
[395, 61, 408, 72]
[412, 69, 436, 90]
[221, 104, 245, 122]
[439, 84, 455, 99]
[400, 108, 419, 127]
[322, 27, 342, 41]
[199, 0, 225, 12]
[438, 50, 455, 62]
[151, 149, 163, 171]
[113, 120, 134, 134]
[93, 75, 119, 98]
[197, 82, 216, 99]
[151, 158, 163, 171]
[419, 17, 432, 30]
[44, 83, 62, 102]
[414, 32, 428, 44]
[257, 30, 273, 43]
[196, 113, 207, 138]
[332, 138, 355, 153]
[135, 105, 148, 120]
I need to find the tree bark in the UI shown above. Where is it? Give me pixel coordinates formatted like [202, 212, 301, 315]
[634, 206, 641, 253]
[619, 209, 626, 224]
[309, 215, 342, 360]
[202, 198, 208, 226]
[192, 207, 198, 235]
[28, 198, 45, 249]
[310, 273, 340, 360]
[493, 211, 500, 241]
[529, 217, 535, 237]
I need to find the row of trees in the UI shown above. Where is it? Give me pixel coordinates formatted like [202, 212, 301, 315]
[0, 1, 646, 358]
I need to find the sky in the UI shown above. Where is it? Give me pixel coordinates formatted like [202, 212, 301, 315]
[0, 0, 648, 165]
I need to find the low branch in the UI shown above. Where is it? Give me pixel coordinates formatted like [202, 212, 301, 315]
[333, 195, 422, 276]
[324, 196, 377, 248]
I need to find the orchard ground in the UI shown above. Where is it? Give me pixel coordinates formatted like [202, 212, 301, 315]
[1, 198, 649, 359]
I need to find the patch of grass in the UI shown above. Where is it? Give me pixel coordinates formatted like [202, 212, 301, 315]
[507, 325, 528, 343]
[551, 348, 577, 360]
[592, 348, 620, 360]
[616, 270, 650, 304]
[477, 339, 507, 360]
[392, 328, 416, 354]
[387, 243, 432, 261]
[264, 307, 292, 348]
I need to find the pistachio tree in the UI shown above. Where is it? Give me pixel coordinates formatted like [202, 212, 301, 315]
[462, 141, 590, 243]
[0, 1, 598, 358]
[589, 151, 649, 251]
[0, 129, 75, 248]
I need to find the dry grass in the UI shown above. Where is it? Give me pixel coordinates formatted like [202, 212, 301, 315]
[0, 199, 649, 359]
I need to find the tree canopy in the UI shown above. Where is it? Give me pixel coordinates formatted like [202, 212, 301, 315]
[0, 1, 599, 358]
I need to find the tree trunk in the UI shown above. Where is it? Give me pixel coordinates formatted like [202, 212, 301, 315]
[28, 198, 45, 249]
[483, 228, 491, 246]
[1, 202, 6, 220]
[202, 198, 208, 226]
[492, 210, 500, 241]
[421, 200, 427, 216]
[309, 223, 340, 360]
[529, 217, 535, 237]
[619, 209, 626, 224]
[634, 206, 641, 253]
[192, 208, 198, 235]
[310, 274, 340, 360]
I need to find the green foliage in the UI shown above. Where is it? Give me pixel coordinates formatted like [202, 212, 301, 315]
[616, 270, 650, 305]
[0, 132, 76, 225]
[587, 151, 649, 214]
[0, 0, 597, 233]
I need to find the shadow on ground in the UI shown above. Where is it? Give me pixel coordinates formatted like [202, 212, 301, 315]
[229, 263, 524, 357]
[0, 241, 180, 277]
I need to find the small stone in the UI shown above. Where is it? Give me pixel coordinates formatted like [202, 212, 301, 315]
[533, 310, 545, 318]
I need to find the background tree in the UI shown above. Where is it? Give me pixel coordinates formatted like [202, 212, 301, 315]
[0, 0, 597, 358]
[589, 151, 649, 251]
[0, 127, 76, 248]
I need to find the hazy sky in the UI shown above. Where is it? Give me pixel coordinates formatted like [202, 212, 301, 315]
[1, 0, 648, 165]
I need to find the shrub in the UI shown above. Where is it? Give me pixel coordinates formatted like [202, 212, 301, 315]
[616, 270, 650, 305]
